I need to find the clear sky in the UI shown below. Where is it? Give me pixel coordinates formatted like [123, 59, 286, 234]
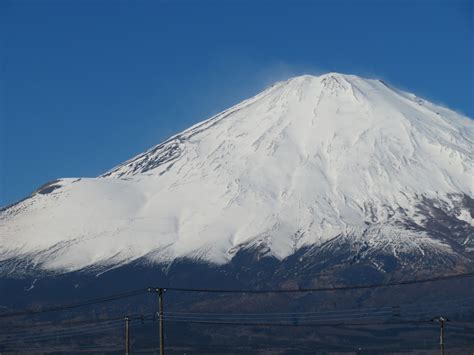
[1, 0, 473, 206]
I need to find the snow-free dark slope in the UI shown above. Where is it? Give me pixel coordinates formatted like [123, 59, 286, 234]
[1, 73, 473, 275]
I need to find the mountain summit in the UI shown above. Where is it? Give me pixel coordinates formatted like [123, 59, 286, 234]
[1, 73, 473, 274]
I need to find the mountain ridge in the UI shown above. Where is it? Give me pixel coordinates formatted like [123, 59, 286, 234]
[1, 73, 473, 274]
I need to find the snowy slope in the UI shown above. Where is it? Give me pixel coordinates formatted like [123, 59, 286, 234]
[1, 73, 473, 273]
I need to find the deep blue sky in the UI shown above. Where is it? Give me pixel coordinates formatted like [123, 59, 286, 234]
[1, 0, 473, 206]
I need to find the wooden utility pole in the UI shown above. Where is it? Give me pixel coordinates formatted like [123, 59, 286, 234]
[433, 316, 448, 355]
[147, 287, 166, 355]
[439, 317, 446, 355]
[158, 288, 165, 355]
[125, 316, 130, 355]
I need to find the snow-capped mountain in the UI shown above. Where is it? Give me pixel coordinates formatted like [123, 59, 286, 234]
[1, 73, 473, 274]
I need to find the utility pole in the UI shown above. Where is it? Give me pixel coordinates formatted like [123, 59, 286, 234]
[433, 316, 448, 355]
[125, 316, 130, 355]
[158, 288, 165, 355]
[148, 287, 166, 355]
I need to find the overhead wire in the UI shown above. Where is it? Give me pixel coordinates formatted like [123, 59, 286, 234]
[0, 288, 148, 319]
[1, 271, 472, 320]
[0, 271, 472, 351]
[159, 271, 474, 293]
[162, 318, 437, 327]
[2, 295, 472, 336]
[164, 296, 474, 317]
[0, 314, 155, 341]
[1, 322, 124, 345]
[0, 314, 157, 346]
[2, 313, 473, 350]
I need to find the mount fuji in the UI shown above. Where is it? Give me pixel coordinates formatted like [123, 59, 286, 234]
[1, 73, 473, 277]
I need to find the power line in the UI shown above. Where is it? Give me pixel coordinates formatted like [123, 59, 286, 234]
[161, 310, 474, 323]
[1, 317, 127, 336]
[159, 271, 474, 293]
[3, 296, 472, 335]
[0, 315, 156, 346]
[3, 342, 473, 354]
[1, 322, 124, 345]
[3, 310, 471, 340]
[162, 318, 437, 327]
[3, 297, 471, 335]
[163, 311, 393, 320]
[0, 288, 148, 319]
[164, 295, 474, 317]
[0, 345, 123, 352]
[161, 312, 474, 326]
[0, 314, 154, 339]
[166, 297, 474, 316]
[4, 315, 472, 346]
[1, 271, 472, 320]
[2, 314, 473, 352]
